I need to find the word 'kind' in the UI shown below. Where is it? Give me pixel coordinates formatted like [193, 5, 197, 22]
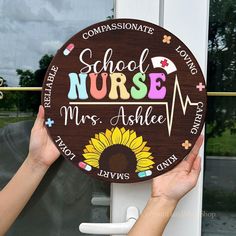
[68, 72, 167, 100]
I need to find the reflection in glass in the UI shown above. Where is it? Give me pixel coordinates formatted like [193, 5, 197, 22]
[0, 114, 110, 235]
[0, 0, 113, 235]
[203, 97, 236, 235]
[207, 0, 236, 92]
[203, 0, 236, 233]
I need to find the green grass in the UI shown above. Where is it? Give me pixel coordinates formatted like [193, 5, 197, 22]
[0, 116, 34, 128]
[206, 129, 236, 156]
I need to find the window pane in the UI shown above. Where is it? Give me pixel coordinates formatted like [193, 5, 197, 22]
[202, 0, 236, 234]
[0, 0, 113, 235]
[202, 97, 236, 235]
[0, 0, 114, 87]
[0, 103, 110, 235]
[207, 0, 236, 92]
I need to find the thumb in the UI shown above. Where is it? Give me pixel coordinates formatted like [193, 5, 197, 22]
[189, 155, 201, 186]
[34, 105, 45, 128]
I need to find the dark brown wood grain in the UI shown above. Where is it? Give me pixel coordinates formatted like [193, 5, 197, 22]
[41, 19, 207, 183]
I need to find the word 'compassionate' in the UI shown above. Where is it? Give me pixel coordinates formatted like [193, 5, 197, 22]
[82, 22, 154, 39]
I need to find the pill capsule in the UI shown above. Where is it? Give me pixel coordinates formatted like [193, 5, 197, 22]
[78, 161, 92, 171]
[63, 43, 74, 56]
[138, 170, 152, 178]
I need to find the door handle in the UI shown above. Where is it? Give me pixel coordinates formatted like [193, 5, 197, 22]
[79, 206, 139, 235]
[91, 195, 110, 206]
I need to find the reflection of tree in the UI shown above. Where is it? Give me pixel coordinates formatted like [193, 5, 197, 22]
[17, 54, 53, 113]
[107, 8, 114, 19]
[0, 77, 17, 110]
[206, 0, 236, 139]
[0, 78, 8, 87]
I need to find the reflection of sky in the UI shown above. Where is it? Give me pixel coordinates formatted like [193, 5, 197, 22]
[0, 0, 113, 86]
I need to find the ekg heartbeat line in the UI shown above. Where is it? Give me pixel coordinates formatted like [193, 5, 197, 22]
[164, 75, 199, 135]
[69, 75, 199, 136]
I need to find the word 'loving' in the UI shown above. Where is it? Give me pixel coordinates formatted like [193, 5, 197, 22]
[68, 48, 168, 100]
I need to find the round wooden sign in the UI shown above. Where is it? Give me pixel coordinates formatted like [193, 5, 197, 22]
[42, 19, 206, 183]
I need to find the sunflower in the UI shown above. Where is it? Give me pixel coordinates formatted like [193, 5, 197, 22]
[82, 127, 155, 172]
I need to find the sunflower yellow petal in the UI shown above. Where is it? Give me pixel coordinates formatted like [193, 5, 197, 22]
[85, 144, 99, 154]
[137, 159, 155, 167]
[121, 130, 130, 145]
[95, 134, 99, 139]
[99, 133, 110, 147]
[143, 146, 151, 152]
[84, 159, 99, 168]
[136, 151, 152, 160]
[83, 149, 88, 153]
[91, 138, 105, 153]
[105, 129, 112, 144]
[130, 136, 143, 150]
[136, 166, 153, 172]
[126, 132, 137, 147]
[121, 127, 126, 134]
[112, 127, 122, 144]
[133, 141, 147, 154]
[83, 152, 100, 160]
[136, 167, 150, 172]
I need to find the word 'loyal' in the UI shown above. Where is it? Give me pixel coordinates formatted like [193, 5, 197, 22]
[68, 48, 168, 100]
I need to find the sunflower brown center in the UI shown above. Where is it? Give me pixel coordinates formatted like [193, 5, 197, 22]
[99, 144, 137, 172]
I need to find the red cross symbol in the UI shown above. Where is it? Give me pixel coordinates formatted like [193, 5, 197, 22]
[160, 59, 169, 68]
[196, 82, 205, 92]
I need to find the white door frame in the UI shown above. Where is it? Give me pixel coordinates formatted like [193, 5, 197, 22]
[112, 1, 209, 235]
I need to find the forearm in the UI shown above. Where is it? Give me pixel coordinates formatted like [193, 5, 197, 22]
[128, 197, 177, 236]
[0, 155, 49, 235]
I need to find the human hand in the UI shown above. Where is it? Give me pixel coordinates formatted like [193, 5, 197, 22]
[128, 137, 203, 236]
[28, 105, 60, 168]
[152, 135, 203, 204]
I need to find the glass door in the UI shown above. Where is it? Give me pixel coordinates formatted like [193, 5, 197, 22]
[202, 0, 236, 235]
[0, 1, 113, 235]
